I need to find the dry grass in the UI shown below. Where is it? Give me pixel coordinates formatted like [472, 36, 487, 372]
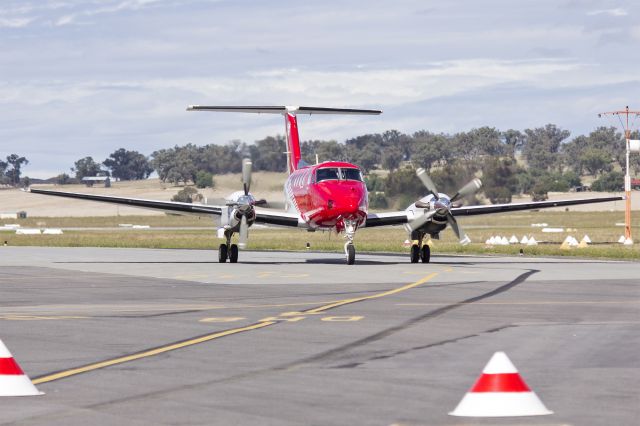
[2, 210, 638, 260]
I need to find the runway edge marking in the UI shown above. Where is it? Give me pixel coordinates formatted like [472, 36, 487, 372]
[32, 271, 439, 385]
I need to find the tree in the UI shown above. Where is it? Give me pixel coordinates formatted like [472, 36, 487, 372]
[411, 131, 446, 171]
[591, 171, 624, 192]
[381, 130, 411, 161]
[384, 166, 423, 199]
[344, 133, 383, 172]
[56, 173, 71, 185]
[523, 124, 570, 172]
[195, 171, 215, 189]
[0, 160, 7, 184]
[103, 148, 153, 181]
[580, 148, 613, 176]
[482, 157, 517, 203]
[250, 136, 286, 172]
[72, 156, 104, 180]
[561, 135, 590, 174]
[5, 154, 29, 186]
[171, 187, 199, 203]
[502, 129, 526, 158]
[381, 146, 403, 171]
[302, 140, 346, 164]
[364, 173, 386, 192]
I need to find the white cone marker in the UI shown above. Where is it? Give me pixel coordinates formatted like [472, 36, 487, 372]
[0, 340, 43, 396]
[449, 352, 552, 417]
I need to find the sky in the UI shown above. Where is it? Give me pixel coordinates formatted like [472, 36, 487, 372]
[1, 0, 640, 178]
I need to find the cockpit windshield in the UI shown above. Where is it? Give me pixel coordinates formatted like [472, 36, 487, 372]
[315, 167, 363, 183]
[342, 168, 363, 182]
[316, 168, 340, 182]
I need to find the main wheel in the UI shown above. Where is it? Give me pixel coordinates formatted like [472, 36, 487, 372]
[420, 244, 431, 263]
[346, 244, 355, 265]
[218, 244, 228, 263]
[229, 244, 239, 263]
[410, 244, 420, 263]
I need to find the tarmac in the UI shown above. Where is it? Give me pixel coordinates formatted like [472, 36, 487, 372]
[0, 247, 638, 425]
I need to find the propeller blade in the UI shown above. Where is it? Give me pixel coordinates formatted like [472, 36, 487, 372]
[408, 209, 437, 232]
[242, 158, 252, 195]
[446, 212, 471, 245]
[416, 168, 439, 198]
[450, 178, 482, 203]
[238, 215, 249, 249]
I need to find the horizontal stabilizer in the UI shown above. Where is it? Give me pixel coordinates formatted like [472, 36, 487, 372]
[187, 105, 381, 115]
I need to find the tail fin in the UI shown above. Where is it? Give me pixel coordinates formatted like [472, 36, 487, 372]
[284, 112, 302, 174]
[187, 105, 381, 174]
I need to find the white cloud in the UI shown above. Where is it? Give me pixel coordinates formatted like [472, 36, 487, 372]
[0, 17, 33, 28]
[587, 8, 628, 17]
[8, 59, 586, 103]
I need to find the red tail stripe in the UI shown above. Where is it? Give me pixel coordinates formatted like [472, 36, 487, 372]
[470, 373, 531, 393]
[0, 357, 24, 375]
[286, 113, 301, 174]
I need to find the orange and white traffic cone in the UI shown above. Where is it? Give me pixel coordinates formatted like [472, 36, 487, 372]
[449, 351, 551, 417]
[0, 339, 43, 396]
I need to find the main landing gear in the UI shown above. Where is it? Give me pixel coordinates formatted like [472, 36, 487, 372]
[218, 230, 239, 263]
[410, 234, 431, 264]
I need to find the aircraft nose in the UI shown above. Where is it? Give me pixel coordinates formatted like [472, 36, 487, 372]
[334, 188, 366, 216]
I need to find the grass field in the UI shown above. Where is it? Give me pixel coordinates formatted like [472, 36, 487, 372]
[2, 211, 639, 260]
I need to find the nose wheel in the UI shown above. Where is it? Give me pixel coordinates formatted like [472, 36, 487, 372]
[343, 219, 358, 265]
[345, 243, 355, 265]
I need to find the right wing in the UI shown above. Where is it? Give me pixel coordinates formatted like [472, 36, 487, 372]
[28, 188, 301, 227]
[364, 211, 409, 228]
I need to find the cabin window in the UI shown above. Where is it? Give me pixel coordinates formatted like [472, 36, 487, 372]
[316, 168, 340, 182]
[342, 168, 363, 182]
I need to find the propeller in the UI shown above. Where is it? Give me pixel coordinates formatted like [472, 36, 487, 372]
[450, 178, 482, 203]
[445, 212, 470, 245]
[408, 209, 437, 231]
[242, 158, 252, 196]
[416, 168, 438, 197]
[410, 169, 482, 244]
[238, 215, 249, 249]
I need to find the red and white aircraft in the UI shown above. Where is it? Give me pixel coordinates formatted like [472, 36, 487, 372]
[30, 105, 622, 264]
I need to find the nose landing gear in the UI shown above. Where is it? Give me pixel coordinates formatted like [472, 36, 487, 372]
[343, 218, 358, 265]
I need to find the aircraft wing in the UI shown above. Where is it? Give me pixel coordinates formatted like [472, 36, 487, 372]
[364, 195, 623, 228]
[28, 188, 301, 227]
[365, 211, 409, 227]
[450, 195, 623, 216]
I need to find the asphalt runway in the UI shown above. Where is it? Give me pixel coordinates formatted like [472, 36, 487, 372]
[0, 247, 638, 425]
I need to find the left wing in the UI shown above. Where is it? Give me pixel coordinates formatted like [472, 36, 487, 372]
[450, 195, 623, 216]
[28, 188, 301, 227]
[364, 195, 623, 228]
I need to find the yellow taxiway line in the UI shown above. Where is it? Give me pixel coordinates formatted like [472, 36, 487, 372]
[33, 321, 276, 385]
[32, 271, 439, 385]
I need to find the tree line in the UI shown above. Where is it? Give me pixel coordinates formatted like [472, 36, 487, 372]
[4, 124, 638, 204]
